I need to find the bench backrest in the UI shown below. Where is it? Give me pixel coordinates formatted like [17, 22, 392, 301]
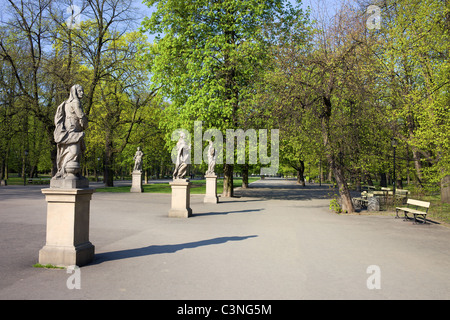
[406, 198, 430, 209]
[396, 189, 409, 195]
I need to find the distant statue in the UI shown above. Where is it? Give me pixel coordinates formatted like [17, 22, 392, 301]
[205, 140, 216, 175]
[53, 84, 88, 179]
[133, 147, 144, 172]
[173, 132, 190, 179]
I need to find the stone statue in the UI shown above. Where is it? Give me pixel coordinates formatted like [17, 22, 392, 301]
[53, 84, 88, 180]
[133, 147, 144, 172]
[205, 140, 216, 175]
[173, 132, 190, 179]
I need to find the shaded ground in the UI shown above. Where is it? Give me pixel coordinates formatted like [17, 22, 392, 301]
[235, 178, 338, 201]
[1, 178, 450, 300]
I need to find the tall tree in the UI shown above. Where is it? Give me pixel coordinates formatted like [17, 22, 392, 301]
[0, 0, 143, 177]
[373, 0, 450, 190]
[141, 0, 308, 196]
[86, 30, 158, 186]
[263, 2, 386, 212]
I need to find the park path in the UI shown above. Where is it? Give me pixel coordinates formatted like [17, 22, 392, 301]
[1, 178, 450, 299]
[234, 178, 337, 200]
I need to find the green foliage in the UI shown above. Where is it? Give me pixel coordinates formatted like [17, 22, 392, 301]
[375, 0, 450, 188]
[329, 197, 342, 214]
[0, 0, 448, 207]
[33, 263, 65, 269]
[141, 0, 308, 141]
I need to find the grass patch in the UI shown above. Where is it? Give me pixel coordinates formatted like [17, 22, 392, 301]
[383, 193, 450, 225]
[33, 263, 65, 269]
[95, 177, 260, 194]
[3, 175, 51, 185]
[419, 195, 450, 225]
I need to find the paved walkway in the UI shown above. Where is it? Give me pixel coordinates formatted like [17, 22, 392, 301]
[1, 178, 450, 300]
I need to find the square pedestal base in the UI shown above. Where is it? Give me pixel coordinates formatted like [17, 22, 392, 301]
[39, 242, 94, 267]
[39, 188, 95, 267]
[130, 171, 143, 193]
[204, 174, 218, 204]
[169, 179, 192, 218]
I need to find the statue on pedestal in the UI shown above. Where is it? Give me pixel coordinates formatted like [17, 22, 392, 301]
[173, 132, 190, 179]
[133, 147, 144, 172]
[53, 84, 88, 181]
[205, 140, 216, 175]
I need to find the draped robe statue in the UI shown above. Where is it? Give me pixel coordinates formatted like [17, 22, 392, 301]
[205, 140, 216, 175]
[173, 133, 190, 179]
[53, 85, 88, 179]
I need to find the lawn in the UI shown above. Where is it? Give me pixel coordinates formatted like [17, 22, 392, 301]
[95, 177, 260, 194]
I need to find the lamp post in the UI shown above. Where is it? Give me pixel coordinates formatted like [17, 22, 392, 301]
[23, 149, 28, 186]
[391, 138, 398, 196]
[97, 157, 100, 182]
[319, 159, 322, 186]
[308, 162, 310, 184]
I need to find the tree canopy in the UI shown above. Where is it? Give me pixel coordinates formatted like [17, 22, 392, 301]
[0, 0, 448, 211]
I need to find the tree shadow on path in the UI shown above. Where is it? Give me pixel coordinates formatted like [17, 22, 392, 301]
[193, 208, 263, 216]
[234, 178, 338, 201]
[92, 235, 258, 264]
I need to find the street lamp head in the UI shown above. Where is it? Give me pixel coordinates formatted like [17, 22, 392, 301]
[391, 138, 398, 148]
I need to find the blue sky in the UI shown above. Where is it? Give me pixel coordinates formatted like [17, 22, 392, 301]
[135, 0, 341, 42]
[0, 0, 340, 41]
[135, 0, 341, 18]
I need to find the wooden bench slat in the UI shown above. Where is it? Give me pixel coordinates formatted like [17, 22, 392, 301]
[405, 209, 428, 215]
[406, 198, 430, 208]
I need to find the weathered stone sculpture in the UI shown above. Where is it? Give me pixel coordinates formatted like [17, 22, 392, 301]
[205, 140, 216, 175]
[173, 132, 190, 179]
[133, 147, 144, 172]
[204, 140, 218, 204]
[40, 84, 94, 267]
[169, 132, 192, 217]
[51, 84, 88, 188]
[131, 147, 144, 193]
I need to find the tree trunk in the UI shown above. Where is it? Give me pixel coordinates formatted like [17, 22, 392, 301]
[222, 164, 234, 197]
[104, 133, 114, 187]
[242, 164, 249, 189]
[441, 175, 450, 204]
[319, 97, 354, 213]
[366, 173, 374, 186]
[355, 169, 362, 192]
[412, 148, 424, 187]
[329, 155, 355, 213]
[379, 172, 387, 187]
[296, 160, 305, 186]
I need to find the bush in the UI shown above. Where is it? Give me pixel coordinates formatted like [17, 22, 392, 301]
[329, 197, 342, 213]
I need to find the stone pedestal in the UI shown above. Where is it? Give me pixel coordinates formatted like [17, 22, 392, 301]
[130, 171, 143, 193]
[367, 196, 380, 211]
[39, 188, 95, 267]
[169, 179, 192, 218]
[204, 174, 218, 204]
[50, 176, 89, 189]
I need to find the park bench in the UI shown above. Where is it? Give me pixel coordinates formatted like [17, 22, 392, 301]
[395, 198, 431, 224]
[394, 188, 409, 204]
[352, 190, 385, 211]
[27, 178, 50, 185]
[352, 192, 368, 209]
